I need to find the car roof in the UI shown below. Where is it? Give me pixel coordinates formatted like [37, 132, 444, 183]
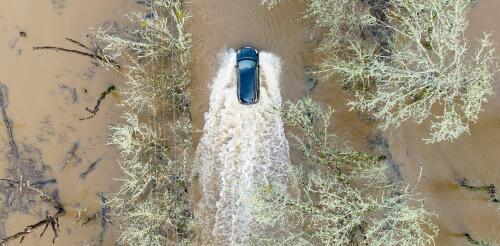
[237, 47, 259, 62]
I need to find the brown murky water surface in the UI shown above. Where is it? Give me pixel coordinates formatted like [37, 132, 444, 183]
[186, 0, 312, 135]
[0, 0, 138, 245]
[187, 0, 500, 245]
[388, 2, 500, 244]
[1, 0, 499, 245]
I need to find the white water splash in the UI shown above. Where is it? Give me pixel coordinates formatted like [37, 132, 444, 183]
[196, 50, 291, 245]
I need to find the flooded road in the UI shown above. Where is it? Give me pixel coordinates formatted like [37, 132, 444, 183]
[0, 0, 138, 245]
[0, 0, 499, 245]
[195, 50, 292, 244]
[187, 0, 500, 245]
[186, 0, 312, 137]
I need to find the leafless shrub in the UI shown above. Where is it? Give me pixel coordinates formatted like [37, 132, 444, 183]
[94, 0, 195, 244]
[249, 98, 438, 245]
[306, 0, 498, 143]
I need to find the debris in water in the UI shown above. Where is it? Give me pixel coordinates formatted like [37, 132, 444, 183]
[33, 38, 120, 69]
[97, 193, 111, 245]
[74, 193, 111, 245]
[79, 85, 116, 121]
[457, 177, 499, 203]
[76, 207, 98, 226]
[368, 133, 403, 182]
[0, 178, 65, 244]
[51, 0, 65, 9]
[59, 84, 78, 103]
[31, 178, 57, 188]
[0, 83, 19, 159]
[61, 141, 82, 171]
[463, 233, 492, 245]
[36, 116, 66, 143]
[79, 157, 103, 179]
[9, 38, 19, 49]
[304, 66, 318, 94]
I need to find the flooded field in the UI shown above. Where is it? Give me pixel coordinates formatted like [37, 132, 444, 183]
[1, 0, 499, 245]
[0, 0, 138, 245]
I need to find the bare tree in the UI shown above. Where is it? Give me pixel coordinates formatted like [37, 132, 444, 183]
[94, 0, 195, 244]
[306, 0, 498, 143]
[249, 98, 438, 245]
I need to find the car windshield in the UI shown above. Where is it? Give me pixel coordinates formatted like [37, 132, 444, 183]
[238, 60, 257, 102]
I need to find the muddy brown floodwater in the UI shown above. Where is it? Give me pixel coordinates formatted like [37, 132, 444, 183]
[187, 0, 500, 245]
[1, 0, 499, 245]
[0, 1, 139, 245]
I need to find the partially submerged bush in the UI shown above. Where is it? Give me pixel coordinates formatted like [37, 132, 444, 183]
[93, 0, 190, 113]
[95, 0, 194, 244]
[306, 0, 498, 143]
[250, 98, 438, 245]
[281, 98, 379, 175]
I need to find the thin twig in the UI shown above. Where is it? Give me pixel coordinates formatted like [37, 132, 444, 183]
[79, 85, 116, 121]
[33, 38, 120, 69]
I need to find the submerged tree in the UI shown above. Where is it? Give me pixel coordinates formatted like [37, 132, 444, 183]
[305, 0, 497, 143]
[249, 98, 438, 245]
[94, 0, 195, 245]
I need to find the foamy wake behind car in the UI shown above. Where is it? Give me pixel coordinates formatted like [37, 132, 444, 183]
[236, 47, 259, 104]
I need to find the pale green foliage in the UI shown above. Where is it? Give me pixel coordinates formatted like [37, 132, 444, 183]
[110, 110, 193, 245]
[281, 97, 381, 175]
[93, 0, 191, 112]
[97, 0, 194, 244]
[305, 0, 376, 55]
[109, 113, 158, 161]
[250, 98, 438, 245]
[307, 0, 498, 143]
[93, 0, 189, 62]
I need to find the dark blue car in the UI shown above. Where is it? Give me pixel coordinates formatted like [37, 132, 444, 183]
[236, 47, 259, 104]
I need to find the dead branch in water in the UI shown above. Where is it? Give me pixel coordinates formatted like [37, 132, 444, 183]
[0, 178, 65, 245]
[79, 85, 116, 121]
[463, 233, 495, 246]
[61, 141, 81, 171]
[0, 212, 61, 245]
[76, 206, 98, 226]
[33, 37, 120, 69]
[74, 193, 111, 245]
[0, 84, 19, 159]
[458, 177, 499, 203]
[79, 157, 103, 179]
[97, 193, 111, 245]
